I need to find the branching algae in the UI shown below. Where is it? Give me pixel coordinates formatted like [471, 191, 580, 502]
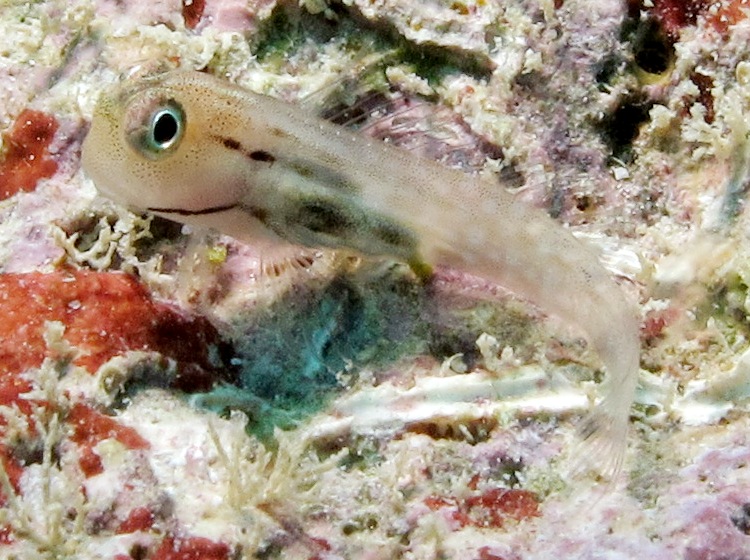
[81, 69, 640, 479]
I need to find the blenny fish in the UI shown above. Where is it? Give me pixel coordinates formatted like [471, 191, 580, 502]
[81, 69, 640, 477]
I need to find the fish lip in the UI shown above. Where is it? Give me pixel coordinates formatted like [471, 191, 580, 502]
[146, 203, 239, 216]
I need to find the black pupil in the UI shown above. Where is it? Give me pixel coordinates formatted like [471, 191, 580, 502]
[152, 110, 178, 146]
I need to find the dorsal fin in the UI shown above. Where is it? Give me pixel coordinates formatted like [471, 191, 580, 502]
[305, 54, 504, 174]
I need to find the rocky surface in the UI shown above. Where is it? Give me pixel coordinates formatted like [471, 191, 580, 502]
[3, 0, 750, 558]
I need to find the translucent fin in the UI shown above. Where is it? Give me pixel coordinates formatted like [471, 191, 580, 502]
[299, 49, 397, 115]
[357, 97, 432, 134]
[321, 90, 395, 129]
[299, 47, 504, 173]
[326, 90, 505, 173]
[565, 390, 630, 486]
[258, 247, 321, 281]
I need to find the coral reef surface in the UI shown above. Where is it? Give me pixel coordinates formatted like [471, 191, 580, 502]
[3, 0, 750, 558]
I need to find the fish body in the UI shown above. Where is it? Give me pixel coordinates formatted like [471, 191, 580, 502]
[81, 70, 640, 476]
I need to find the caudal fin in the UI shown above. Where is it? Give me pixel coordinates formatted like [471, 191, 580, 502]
[566, 396, 630, 484]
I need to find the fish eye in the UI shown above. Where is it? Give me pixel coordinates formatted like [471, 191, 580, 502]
[127, 99, 185, 159]
[150, 108, 182, 149]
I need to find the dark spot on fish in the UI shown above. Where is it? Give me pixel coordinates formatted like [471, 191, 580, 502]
[221, 137, 242, 151]
[216, 135, 277, 164]
[244, 204, 269, 223]
[249, 150, 276, 163]
[269, 127, 288, 139]
[371, 220, 416, 251]
[297, 199, 352, 235]
[290, 162, 315, 179]
[288, 159, 360, 194]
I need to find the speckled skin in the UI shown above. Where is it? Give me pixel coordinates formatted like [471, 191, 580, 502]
[82, 69, 640, 476]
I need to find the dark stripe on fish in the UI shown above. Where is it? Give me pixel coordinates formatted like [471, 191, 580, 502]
[148, 203, 237, 216]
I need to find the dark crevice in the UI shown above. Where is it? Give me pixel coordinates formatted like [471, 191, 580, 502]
[594, 53, 625, 90]
[253, 0, 494, 83]
[597, 94, 653, 164]
[630, 17, 674, 75]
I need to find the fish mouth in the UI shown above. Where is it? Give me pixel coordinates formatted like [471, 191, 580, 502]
[146, 203, 239, 216]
